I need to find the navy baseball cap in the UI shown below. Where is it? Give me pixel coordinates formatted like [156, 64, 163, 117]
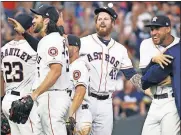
[14, 13, 33, 30]
[145, 15, 171, 27]
[94, 7, 118, 20]
[67, 34, 81, 48]
[30, 4, 59, 23]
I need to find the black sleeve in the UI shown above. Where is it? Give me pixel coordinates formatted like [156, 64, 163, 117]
[22, 32, 39, 51]
[141, 62, 172, 90]
[121, 68, 137, 80]
[141, 60, 155, 75]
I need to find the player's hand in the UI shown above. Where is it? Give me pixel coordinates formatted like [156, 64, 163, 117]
[159, 76, 172, 86]
[152, 50, 173, 69]
[9, 95, 34, 124]
[66, 117, 76, 135]
[31, 92, 38, 101]
[8, 17, 25, 34]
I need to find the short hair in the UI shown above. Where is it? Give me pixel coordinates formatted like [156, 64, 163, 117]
[94, 14, 115, 24]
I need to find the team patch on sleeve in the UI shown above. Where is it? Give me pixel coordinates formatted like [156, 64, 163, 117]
[73, 70, 81, 80]
[48, 47, 58, 57]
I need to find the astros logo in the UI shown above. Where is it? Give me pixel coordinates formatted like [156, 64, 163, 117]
[73, 70, 81, 80]
[48, 47, 58, 57]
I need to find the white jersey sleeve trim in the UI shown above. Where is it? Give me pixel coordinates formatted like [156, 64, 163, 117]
[46, 61, 63, 67]
[74, 82, 87, 89]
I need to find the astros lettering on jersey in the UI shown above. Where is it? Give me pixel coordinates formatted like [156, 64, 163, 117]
[80, 33, 133, 93]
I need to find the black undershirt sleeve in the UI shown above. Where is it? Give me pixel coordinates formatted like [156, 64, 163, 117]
[22, 32, 39, 51]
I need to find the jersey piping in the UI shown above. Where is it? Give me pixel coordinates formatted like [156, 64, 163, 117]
[91, 35, 103, 93]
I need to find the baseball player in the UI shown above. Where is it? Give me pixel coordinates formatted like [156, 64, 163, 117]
[141, 40, 181, 119]
[139, 15, 180, 135]
[29, 4, 71, 135]
[6, 10, 65, 52]
[1, 14, 43, 135]
[67, 34, 92, 135]
[79, 7, 142, 135]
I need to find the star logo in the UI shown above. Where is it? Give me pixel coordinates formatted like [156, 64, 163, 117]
[50, 49, 56, 54]
[48, 47, 58, 57]
[73, 70, 81, 80]
[152, 17, 158, 22]
[74, 73, 79, 78]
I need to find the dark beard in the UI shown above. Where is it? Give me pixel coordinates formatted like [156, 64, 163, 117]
[34, 23, 43, 33]
[96, 26, 112, 37]
[34, 27, 41, 33]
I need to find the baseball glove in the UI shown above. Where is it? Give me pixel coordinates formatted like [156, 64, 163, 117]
[1, 110, 11, 134]
[66, 117, 76, 135]
[9, 95, 34, 124]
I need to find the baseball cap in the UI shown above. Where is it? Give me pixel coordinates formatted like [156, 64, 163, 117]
[30, 4, 59, 23]
[67, 34, 81, 48]
[94, 7, 118, 20]
[145, 15, 171, 27]
[14, 13, 33, 30]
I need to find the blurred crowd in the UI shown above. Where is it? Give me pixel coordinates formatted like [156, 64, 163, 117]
[1, 1, 180, 120]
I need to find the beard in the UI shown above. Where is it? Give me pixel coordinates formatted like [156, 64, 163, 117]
[96, 24, 113, 37]
[151, 34, 165, 45]
[33, 23, 43, 33]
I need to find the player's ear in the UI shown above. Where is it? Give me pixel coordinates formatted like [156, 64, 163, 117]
[112, 21, 115, 27]
[44, 18, 50, 25]
[166, 27, 171, 34]
[74, 46, 79, 53]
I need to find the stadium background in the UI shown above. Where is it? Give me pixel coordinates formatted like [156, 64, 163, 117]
[1, 1, 180, 135]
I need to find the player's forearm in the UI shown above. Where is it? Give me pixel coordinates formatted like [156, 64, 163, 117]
[22, 32, 39, 51]
[141, 64, 172, 90]
[68, 85, 86, 117]
[130, 74, 144, 91]
[143, 60, 156, 75]
[32, 66, 62, 100]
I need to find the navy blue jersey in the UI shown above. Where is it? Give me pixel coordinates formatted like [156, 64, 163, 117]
[141, 41, 180, 118]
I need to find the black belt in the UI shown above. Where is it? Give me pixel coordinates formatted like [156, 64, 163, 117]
[11, 91, 20, 96]
[82, 104, 89, 109]
[90, 92, 109, 100]
[48, 89, 68, 92]
[154, 93, 174, 99]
